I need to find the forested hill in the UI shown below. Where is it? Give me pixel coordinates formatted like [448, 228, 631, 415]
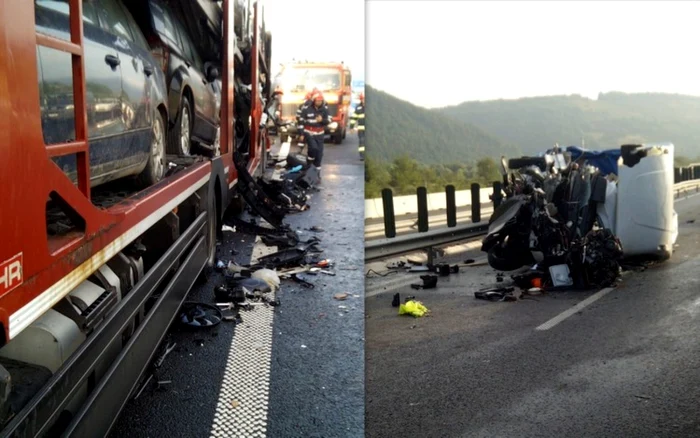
[366, 86, 520, 164]
[438, 92, 700, 158]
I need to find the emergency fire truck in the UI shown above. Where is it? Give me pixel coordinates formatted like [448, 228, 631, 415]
[0, 0, 272, 436]
[274, 61, 352, 145]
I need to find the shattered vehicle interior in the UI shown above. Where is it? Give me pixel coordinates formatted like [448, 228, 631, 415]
[481, 143, 678, 293]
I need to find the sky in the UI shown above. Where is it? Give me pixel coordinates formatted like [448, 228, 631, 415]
[264, 0, 365, 81]
[367, 0, 700, 108]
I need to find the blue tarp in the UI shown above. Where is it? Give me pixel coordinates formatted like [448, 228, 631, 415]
[565, 146, 621, 176]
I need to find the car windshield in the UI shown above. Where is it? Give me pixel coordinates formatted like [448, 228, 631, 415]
[281, 67, 341, 93]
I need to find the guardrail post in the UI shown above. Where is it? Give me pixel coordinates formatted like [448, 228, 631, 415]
[492, 181, 503, 208]
[675, 167, 681, 184]
[417, 186, 429, 232]
[471, 183, 481, 223]
[381, 188, 396, 238]
[445, 185, 456, 228]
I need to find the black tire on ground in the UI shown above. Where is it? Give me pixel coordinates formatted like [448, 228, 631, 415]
[286, 152, 308, 168]
[342, 128, 346, 139]
[487, 244, 530, 271]
[136, 110, 166, 187]
[333, 129, 343, 145]
[168, 94, 193, 156]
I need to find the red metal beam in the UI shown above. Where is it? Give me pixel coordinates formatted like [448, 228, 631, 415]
[249, 1, 261, 162]
[68, 0, 90, 198]
[46, 140, 87, 158]
[35, 33, 81, 55]
[221, 0, 234, 157]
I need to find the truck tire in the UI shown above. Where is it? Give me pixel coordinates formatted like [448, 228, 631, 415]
[333, 129, 343, 145]
[342, 128, 346, 139]
[169, 95, 193, 156]
[137, 110, 166, 187]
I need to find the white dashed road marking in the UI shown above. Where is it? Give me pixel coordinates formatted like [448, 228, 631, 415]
[535, 287, 615, 331]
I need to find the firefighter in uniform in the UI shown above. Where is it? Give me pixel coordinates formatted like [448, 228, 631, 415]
[298, 90, 330, 178]
[350, 92, 365, 159]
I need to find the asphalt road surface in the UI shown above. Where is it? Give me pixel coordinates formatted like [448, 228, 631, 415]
[111, 134, 365, 438]
[366, 192, 700, 438]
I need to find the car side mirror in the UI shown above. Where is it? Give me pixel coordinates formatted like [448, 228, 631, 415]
[207, 67, 220, 82]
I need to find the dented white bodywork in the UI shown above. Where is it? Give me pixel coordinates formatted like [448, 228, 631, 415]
[615, 143, 678, 257]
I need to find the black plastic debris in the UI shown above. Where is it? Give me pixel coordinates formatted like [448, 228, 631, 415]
[291, 273, 315, 289]
[214, 285, 246, 303]
[474, 287, 515, 301]
[411, 275, 438, 290]
[179, 302, 223, 328]
[392, 293, 400, 307]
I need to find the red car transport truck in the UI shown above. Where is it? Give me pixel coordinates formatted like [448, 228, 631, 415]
[0, 0, 271, 436]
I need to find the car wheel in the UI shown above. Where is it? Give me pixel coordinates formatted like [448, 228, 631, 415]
[168, 95, 193, 156]
[137, 110, 166, 187]
[213, 126, 221, 156]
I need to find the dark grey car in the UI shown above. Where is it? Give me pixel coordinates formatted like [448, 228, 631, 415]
[35, 0, 170, 188]
[126, 0, 220, 157]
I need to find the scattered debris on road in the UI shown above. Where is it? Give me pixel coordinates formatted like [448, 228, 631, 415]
[399, 300, 429, 317]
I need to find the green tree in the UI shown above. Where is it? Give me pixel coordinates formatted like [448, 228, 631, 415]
[475, 157, 501, 185]
[365, 156, 391, 198]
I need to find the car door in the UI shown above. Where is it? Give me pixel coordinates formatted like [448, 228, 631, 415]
[94, 0, 151, 171]
[169, 13, 217, 143]
[35, 0, 125, 184]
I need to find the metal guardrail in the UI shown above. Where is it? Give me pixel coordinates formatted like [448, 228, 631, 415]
[365, 177, 700, 262]
[365, 222, 489, 262]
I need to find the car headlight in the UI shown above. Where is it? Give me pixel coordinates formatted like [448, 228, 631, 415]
[329, 122, 338, 129]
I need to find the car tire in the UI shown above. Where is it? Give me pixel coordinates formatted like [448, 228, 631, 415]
[212, 125, 221, 157]
[169, 95, 193, 156]
[286, 152, 308, 168]
[137, 110, 166, 187]
[487, 244, 531, 271]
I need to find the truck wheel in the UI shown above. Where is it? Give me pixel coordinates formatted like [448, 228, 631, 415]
[169, 95, 193, 156]
[137, 110, 166, 187]
[333, 129, 343, 145]
[342, 128, 347, 139]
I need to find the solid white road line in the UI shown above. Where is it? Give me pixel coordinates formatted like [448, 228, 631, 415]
[535, 287, 615, 331]
[209, 239, 275, 438]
